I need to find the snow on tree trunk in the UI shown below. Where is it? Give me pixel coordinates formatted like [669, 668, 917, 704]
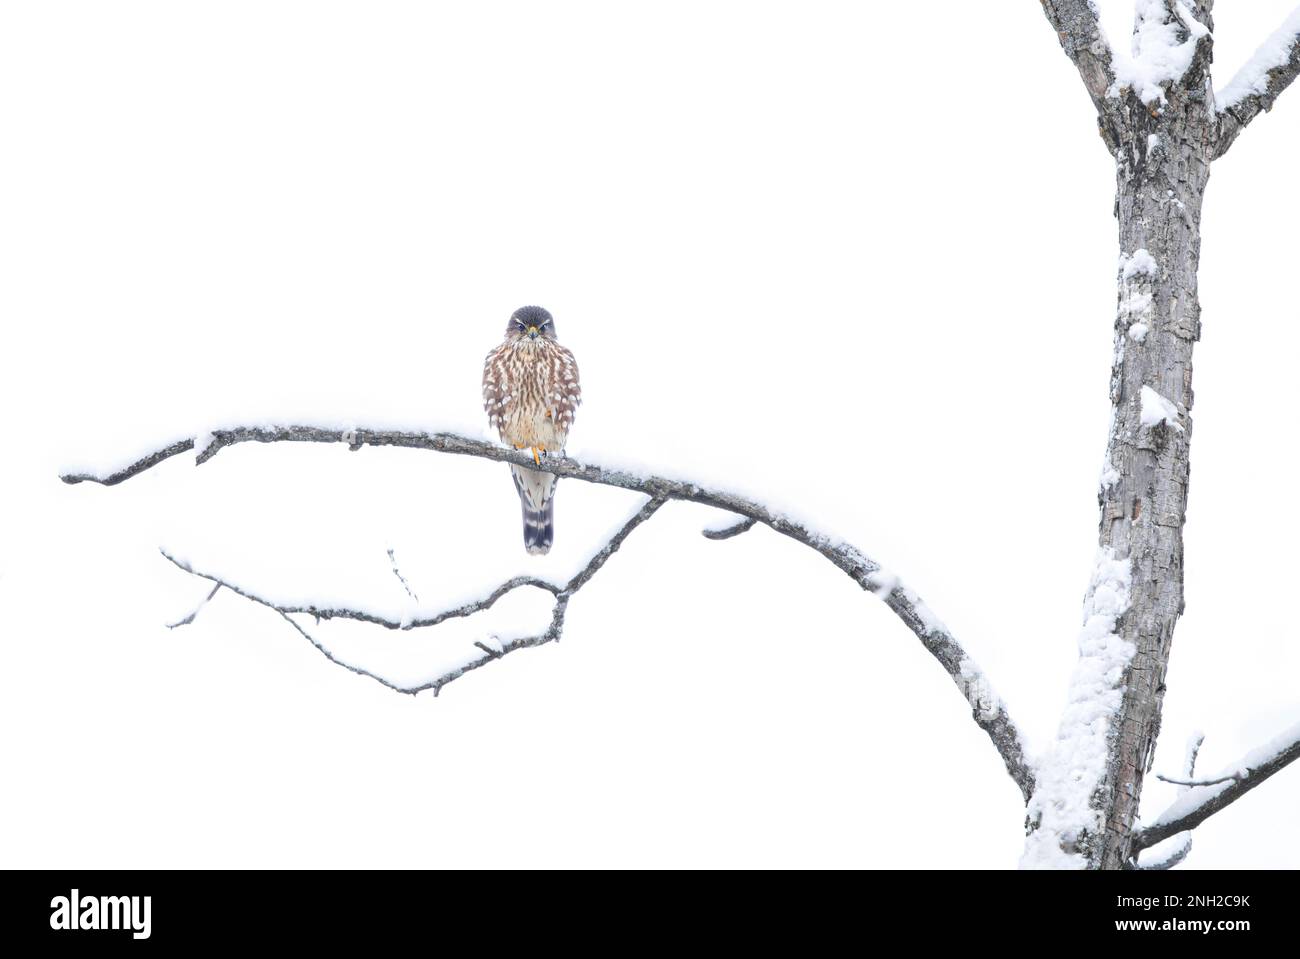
[1024, 5, 1215, 869]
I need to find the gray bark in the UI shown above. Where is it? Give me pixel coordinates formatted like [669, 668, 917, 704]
[1092, 42, 1213, 872]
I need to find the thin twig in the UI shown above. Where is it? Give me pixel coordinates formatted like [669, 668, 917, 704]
[1155, 772, 1241, 788]
[701, 516, 758, 540]
[166, 582, 222, 629]
[387, 548, 419, 605]
[1132, 730, 1206, 870]
[275, 609, 415, 695]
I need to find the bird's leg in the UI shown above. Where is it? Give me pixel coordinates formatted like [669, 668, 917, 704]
[531, 445, 544, 467]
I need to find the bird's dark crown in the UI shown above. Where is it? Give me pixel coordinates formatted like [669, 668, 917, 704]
[507, 305, 557, 339]
[511, 305, 552, 326]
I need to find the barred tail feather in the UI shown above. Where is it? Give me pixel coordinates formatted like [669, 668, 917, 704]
[522, 497, 553, 555]
[511, 465, 557, 555]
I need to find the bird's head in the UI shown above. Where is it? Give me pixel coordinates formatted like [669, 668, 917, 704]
[507, 305, 556, 343]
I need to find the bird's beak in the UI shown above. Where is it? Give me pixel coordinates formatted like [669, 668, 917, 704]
[527, 326, 539, 339]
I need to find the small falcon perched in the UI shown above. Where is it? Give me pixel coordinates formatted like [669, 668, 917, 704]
[482, 305, 582, 554]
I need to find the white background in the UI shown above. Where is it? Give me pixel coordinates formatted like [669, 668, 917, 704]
[2, 1, 1297, 868]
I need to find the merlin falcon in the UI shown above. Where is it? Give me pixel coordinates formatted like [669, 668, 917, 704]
[482, 305, 582, 554]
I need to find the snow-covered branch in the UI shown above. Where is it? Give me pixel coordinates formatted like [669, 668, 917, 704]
[1131, 720, 1300, 853]
[1133, 834, 1192, 870]
[62, 424, 1036, 800]
[1214, 6, 1300, 159]
[161, 494, 667, 696]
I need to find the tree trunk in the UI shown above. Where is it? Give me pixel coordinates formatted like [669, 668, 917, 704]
[1024, 15, 1219, 868]
[1092, 106, 1212, 869]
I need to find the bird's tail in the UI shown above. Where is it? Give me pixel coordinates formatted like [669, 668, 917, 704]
[512, 464, 556, 555]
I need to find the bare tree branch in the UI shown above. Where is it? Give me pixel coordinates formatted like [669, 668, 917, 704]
[1040, 0, 1120, 145]
[1131, 721, 1300, 853]
[63, 425, 1037, 799]
[701, 516, 757, 540]
[164, 494, 667, 697]
[1214, 7, 1300, 159]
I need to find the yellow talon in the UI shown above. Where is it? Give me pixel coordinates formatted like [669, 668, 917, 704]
[532, 447, 541, 467]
